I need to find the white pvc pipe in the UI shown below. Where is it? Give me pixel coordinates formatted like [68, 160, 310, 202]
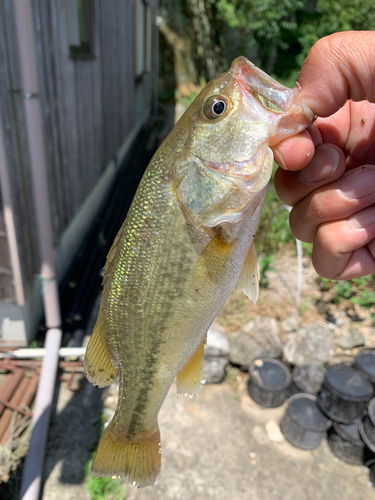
[0, 347, 86, 359]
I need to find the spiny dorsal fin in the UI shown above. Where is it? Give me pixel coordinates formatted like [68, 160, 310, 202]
[237, 241, 259, 304]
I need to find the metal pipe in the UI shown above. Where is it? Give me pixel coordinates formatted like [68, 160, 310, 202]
[0, 373, 30, 443]
[0, 360, 84, 369]
[0, 369, 24, 415]
[12, 1, 63, 499]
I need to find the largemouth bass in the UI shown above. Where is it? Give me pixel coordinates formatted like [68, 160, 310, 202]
[84, 57, 313, 486]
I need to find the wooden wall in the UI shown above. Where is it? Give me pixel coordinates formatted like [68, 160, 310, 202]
[0, 0, 159, 340]
[31, 0, 152, 243]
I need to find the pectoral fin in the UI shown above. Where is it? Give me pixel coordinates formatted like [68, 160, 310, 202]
[237, 241, 260, 304]
[84, 311, 117, 387]
[176, 338, 206, 395]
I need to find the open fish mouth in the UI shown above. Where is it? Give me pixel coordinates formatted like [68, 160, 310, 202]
[232, 56, 297, 114]
[231, 56, 314, 137]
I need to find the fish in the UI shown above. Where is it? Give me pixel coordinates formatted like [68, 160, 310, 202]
[84, 56, 313, 487]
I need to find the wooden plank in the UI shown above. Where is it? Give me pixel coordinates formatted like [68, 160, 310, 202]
[52, 0, 80, 223]
[92, 1, 104, 177]
[31, 0, 64, 241]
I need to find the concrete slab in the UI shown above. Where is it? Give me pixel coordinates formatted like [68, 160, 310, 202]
[126, 384, 374, 500]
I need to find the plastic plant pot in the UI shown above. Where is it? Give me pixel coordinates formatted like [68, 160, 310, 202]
[327, 421, 367, 465]
[365, 458, 375, 488]
[248, 358, 291, 408]
[289, 364, 326, 396]
[355, 350, 375, 389]
[318, 365, 373, 423]
[359, 398, 375, 453]
[280, 393, 331, 450]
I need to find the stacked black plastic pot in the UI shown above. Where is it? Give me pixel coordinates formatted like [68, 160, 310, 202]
[247, 350, 375, 487]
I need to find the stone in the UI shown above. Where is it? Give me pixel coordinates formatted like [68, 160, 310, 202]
[204, 322, 230, 358]
[366, 327, 375, 348]
[202, 357, 228, 384]
[265, 420, 284, 443]
[281, 308, 300, 333]
[201, 323, 230, 384]
[283, 321, 334, 366]
[335, 328, 365, 350]
[229, 316, 282, 367]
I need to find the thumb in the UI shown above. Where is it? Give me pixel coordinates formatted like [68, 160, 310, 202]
[297, 31, 375, 117]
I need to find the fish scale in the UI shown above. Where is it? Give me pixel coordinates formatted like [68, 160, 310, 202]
[84, 56, 314, 486]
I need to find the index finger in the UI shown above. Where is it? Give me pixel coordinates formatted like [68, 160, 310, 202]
[272, 123, 321, 171]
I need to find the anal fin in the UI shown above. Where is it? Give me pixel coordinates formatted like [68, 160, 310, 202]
[176, 338, 205, 395]
[84, 311, 117, 387]
[237, 241, 260, 304]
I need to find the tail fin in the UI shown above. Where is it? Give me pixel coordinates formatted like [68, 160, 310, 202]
[91, 420, 161, 487]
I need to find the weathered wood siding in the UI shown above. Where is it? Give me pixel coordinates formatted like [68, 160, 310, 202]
[0, 0, 158, 342]
[0, 0, 158, 295]
[30, 0, 155, 244]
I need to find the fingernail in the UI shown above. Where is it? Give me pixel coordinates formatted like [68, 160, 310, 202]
[299, 144, 339, 183]
[340, 166, 375, 200]
[348, 206, 375, 228]
[273, 150, 287, 169]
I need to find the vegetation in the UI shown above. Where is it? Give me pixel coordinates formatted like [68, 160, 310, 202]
[160, 0, 375, 84]
[85, 458, 127, 500]
[319, 276, 375, 324]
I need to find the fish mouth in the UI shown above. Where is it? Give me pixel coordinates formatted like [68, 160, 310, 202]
[231, 56, 314, 131]
[231, 56, 296, 114]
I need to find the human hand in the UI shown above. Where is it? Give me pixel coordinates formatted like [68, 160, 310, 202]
[273, 31, 375, 280]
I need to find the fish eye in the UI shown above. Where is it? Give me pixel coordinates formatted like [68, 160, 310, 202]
[204, 96, 228, 119]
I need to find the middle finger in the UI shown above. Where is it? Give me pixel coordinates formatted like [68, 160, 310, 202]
[274, 144, 346, 207]
[289, 165, 375, 242]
